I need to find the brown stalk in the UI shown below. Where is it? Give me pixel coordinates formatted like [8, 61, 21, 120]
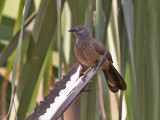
[1, 78, 8, 120]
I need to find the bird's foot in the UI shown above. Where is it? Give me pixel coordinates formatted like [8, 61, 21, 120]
[94, 61, 99, 70]
[79, 64, 88, 77]
[82, 74, 87, 81]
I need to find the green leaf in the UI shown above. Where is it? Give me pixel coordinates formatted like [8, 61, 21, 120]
[28, 38, 54, 114]
[57, 0, 62, 81]
[8, 0, 31, 119]
[13, 0, 24, 34]
[61, 1, 71, 71]
[102, 0, 112, 44]
[0, 25, 13, 41]
[0, 0, 6, 22]
[100, 71, 111, 120]
[94, 0, 105, 43]
[121, 0, 139, 119]
[2, 0, 20, 19]
[67, 0, 89, 66]
[0, 12, 35, 67]
[93, 0, 106, 119]
[125, 62, 133, 120]
[80, 0, 95, 119]
[118, 2, 129, 120]
[85, 77, 99, 120]
[15, 0, 58, 119]
[86, 0, 95, 30]
[43, 51, 52, 96]
[144, 1, 160, 119]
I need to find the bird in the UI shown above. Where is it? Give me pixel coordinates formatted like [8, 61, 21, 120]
[68, 25, 127, 93]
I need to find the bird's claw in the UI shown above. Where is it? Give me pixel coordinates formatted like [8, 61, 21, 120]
[82, 74, 87, 81]
[94, 61, 99, 71]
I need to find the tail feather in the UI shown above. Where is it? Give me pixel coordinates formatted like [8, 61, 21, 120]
[102, 63, 127, 93]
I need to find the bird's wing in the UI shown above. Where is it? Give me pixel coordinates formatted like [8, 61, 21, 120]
[93, 39, 113, 63]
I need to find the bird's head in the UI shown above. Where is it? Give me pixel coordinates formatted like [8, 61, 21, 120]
[68, 25, 91, 39]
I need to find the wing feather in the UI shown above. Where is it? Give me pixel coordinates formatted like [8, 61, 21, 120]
[93, 39, 113, 63]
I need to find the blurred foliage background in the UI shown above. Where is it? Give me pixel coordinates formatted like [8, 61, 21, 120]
[0, 0, 159, 120]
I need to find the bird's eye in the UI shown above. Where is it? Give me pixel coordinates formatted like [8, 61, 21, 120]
[79, 27, 83, 31]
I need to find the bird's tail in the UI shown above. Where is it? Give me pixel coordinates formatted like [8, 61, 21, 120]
[102, 63, 127, 93]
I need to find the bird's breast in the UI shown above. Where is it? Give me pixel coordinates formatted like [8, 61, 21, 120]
[74, 40, 101, 66]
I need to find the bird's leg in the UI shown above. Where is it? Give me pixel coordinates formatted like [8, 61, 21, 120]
[79, 64, 88, 81]
[94, 60, 99, 70]
[82, 67, 92, 81]
[79, 64, 88, 77]
[82, 74, 87, 81]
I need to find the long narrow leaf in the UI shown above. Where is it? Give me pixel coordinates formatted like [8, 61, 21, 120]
[7, 0, 31, 119]
[121, 0, 139, 119]
[0, 11, 36, 67]
[0, 0, 6, 22]
[15, 0, 58, 119]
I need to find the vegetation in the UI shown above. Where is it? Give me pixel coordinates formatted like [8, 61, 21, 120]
[0, 0, 159, 120]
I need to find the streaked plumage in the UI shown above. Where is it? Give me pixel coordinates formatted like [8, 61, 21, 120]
[69, 25, 127, 92]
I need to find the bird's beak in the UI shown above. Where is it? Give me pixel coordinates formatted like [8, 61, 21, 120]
[68, 28, 77, 32]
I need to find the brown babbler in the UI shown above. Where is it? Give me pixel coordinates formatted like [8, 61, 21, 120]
[69, 25, 127, 93]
